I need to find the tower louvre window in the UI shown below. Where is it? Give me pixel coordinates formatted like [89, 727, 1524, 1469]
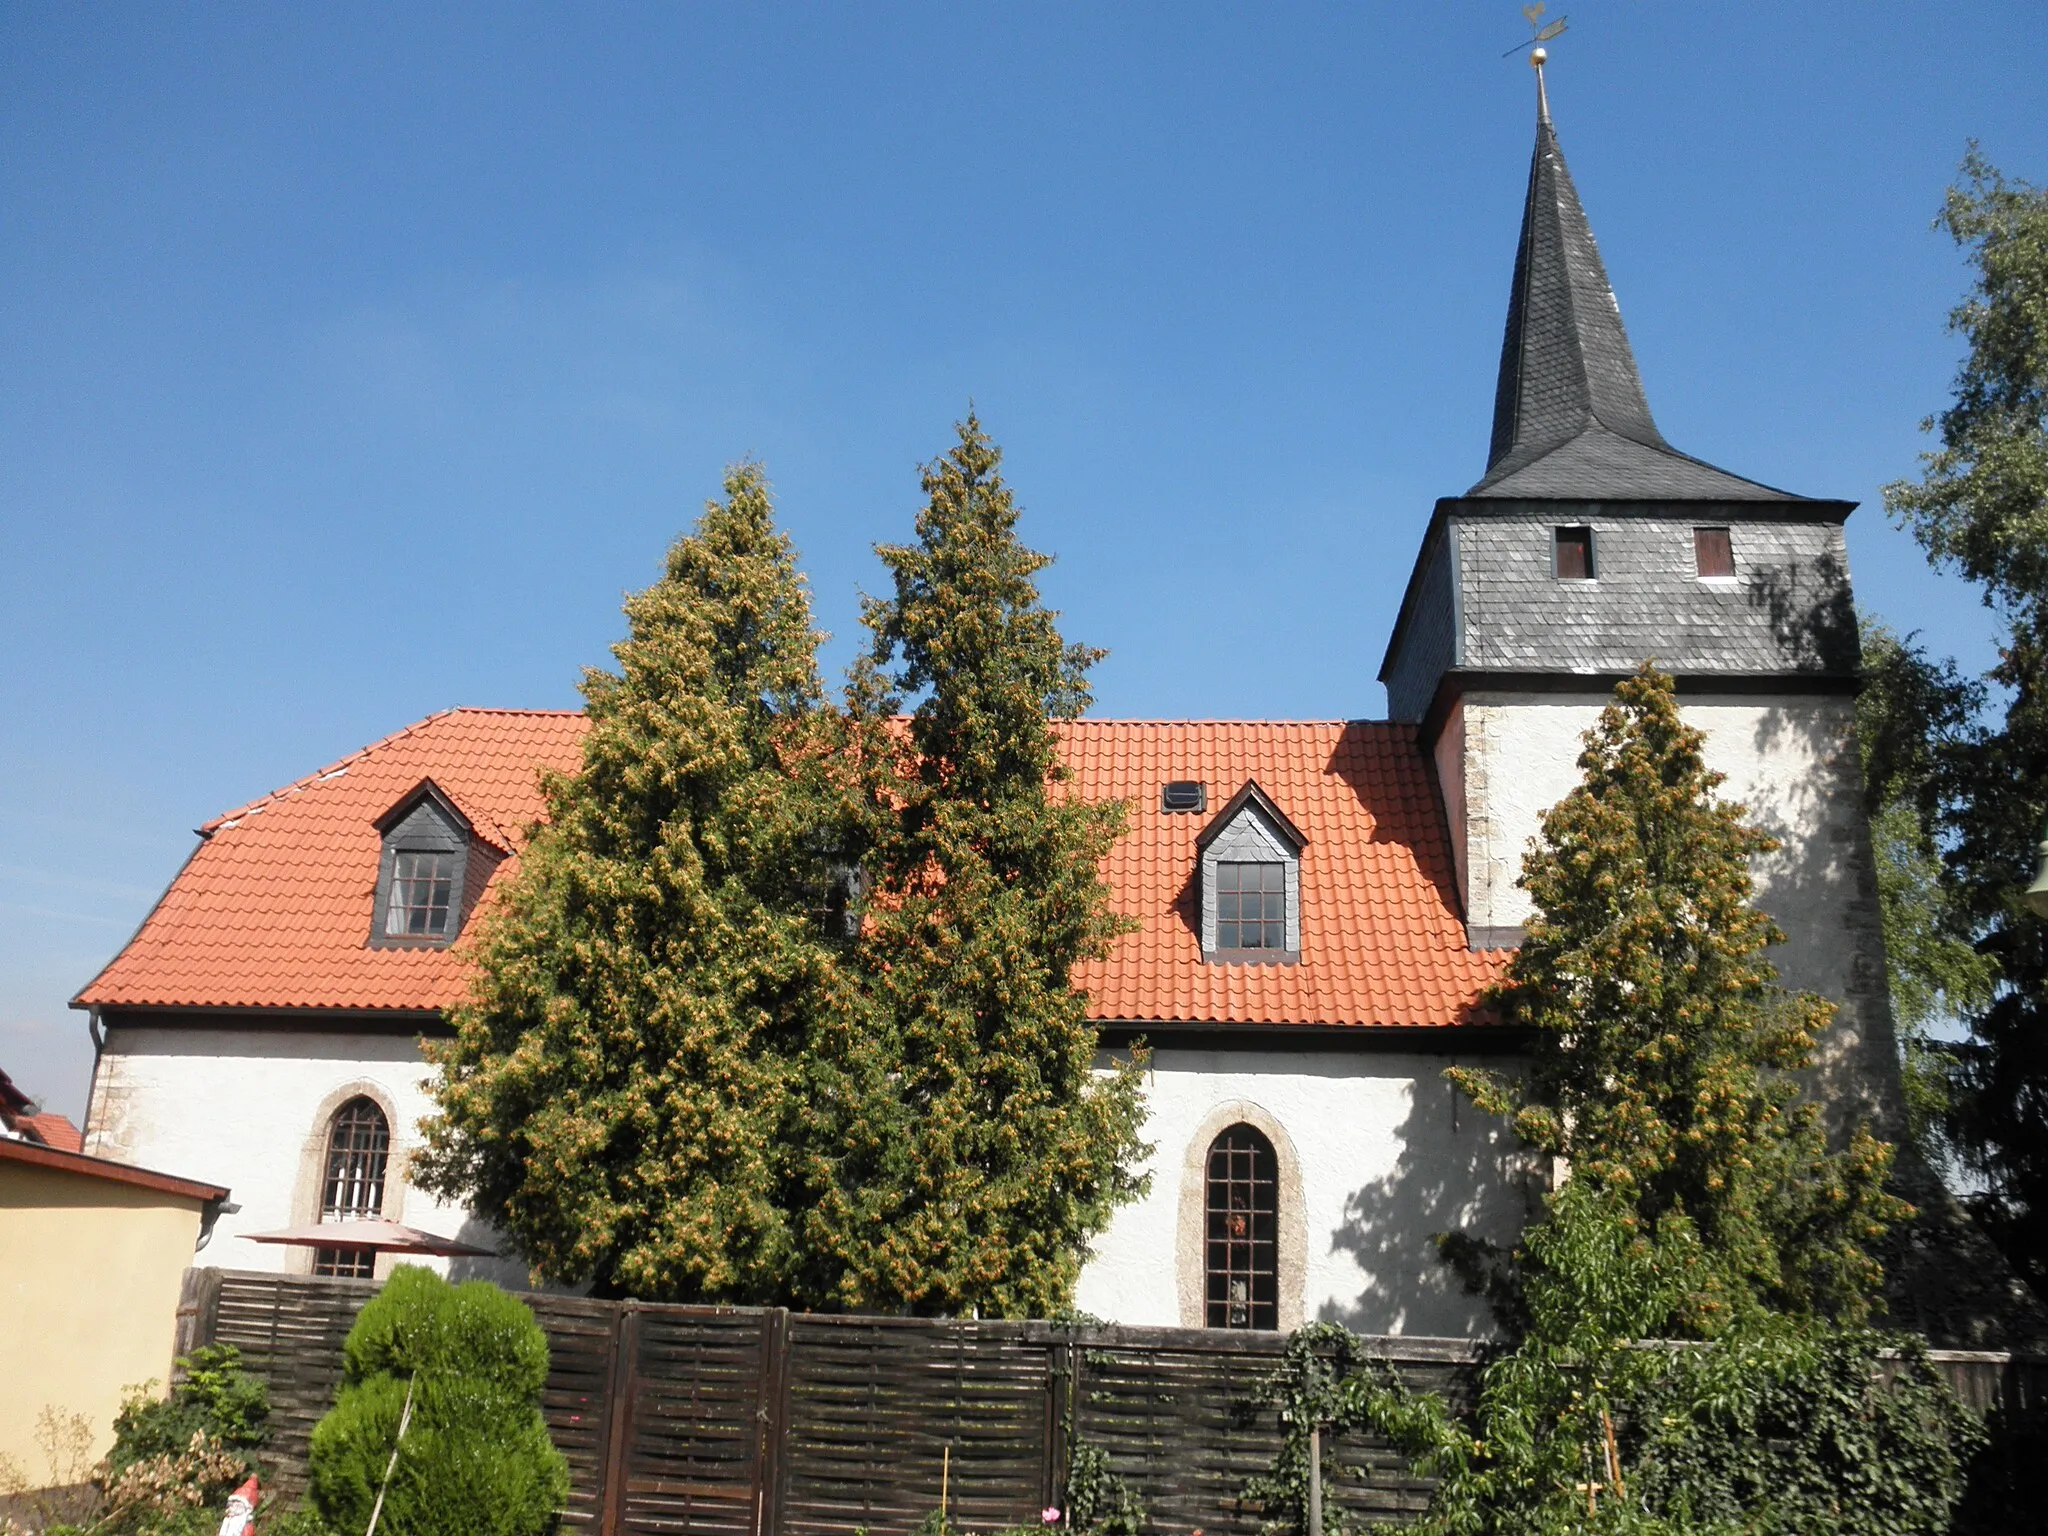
[1695, 526, 1735, 579]
[1554, 526, 1595, 580]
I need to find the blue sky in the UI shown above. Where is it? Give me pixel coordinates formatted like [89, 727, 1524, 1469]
[4, 2, 2045, 1120]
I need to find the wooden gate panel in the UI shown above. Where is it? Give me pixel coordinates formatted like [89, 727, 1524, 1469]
[779, 1316, 1057, 1536]
[616, 1308, 772, 1535]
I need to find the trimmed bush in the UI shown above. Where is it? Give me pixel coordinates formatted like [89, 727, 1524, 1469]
[307, 1266, 567, 1536]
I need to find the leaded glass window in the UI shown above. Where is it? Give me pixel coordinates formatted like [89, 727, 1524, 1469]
[1205, 1125, 1279, 1330]
[314, 1097, 388, 1279]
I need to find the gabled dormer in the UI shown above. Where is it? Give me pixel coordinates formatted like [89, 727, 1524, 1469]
[1196, 780, 1305, 965]
[368, 779, 503, 947]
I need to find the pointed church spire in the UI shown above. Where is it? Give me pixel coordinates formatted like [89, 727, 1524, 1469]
[1470, 64, 1795, 500]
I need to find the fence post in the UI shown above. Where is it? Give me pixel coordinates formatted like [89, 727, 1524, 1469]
[1043, 1330, 1075, 1514]
[755, 1307, 793, 1536]
[172, 1266, 224, 1363]
[598, 1304, 642, 1536]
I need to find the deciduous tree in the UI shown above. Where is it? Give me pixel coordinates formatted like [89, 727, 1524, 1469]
[1884, 149, 2048, 1288]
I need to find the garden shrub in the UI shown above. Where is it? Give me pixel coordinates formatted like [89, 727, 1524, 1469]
[306, 1265, 567, 1536]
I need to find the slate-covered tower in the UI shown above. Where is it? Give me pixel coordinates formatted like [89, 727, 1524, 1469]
[1378, 75, 1894, 1143]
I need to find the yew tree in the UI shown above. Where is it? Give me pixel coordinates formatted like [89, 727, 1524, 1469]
[1452, 664, 1905, 1333]
[419, 464, 866, 1303]
[818, 413, 1149, 1317]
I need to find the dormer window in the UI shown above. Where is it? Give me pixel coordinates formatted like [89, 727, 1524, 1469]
[369, 780, 501, 948]
[386, 850, 456, 938]
[1196, 780, 1305, 965]
[1216, 862, 1286, 950]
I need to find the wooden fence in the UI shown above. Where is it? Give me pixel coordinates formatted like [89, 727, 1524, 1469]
[174, 1268, 2048, 1536]
[176, 1269, 1474, 1533]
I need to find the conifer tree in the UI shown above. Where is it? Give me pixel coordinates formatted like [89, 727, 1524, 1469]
[419, 464, 864, 1303]
[818, 412, 1149, 1317]
[1347, 668, 1942, 1534]
[1451, 664, 1905, 1332]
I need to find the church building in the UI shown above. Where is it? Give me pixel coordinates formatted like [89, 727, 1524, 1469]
[71, 81, 1902, 1337]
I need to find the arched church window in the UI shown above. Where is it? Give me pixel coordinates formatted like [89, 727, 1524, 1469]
[313, 1096, 389, 1279]
[1205, 1124, 1279, 1329]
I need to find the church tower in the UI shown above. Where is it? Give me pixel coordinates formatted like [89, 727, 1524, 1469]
[1377, 73, 1896, 1142]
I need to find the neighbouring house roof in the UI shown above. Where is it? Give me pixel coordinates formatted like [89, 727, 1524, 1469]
[0, 1066, 85, 1152]
[1469, 95, 1801, 503]
[76, 709, 1504, 1030]
[0, 1135, 230, 1204]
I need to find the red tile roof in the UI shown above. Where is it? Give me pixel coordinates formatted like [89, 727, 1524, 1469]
[20, 1112, 85, 1153]
[77, 710, 1503, 1029]
[77, 709, 587, 1014]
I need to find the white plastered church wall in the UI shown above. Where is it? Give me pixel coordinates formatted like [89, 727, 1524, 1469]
[1444, 691, 1902, 1140]
[1073, 1047, 1533, 1336]
[84, 1027, 526, 1286]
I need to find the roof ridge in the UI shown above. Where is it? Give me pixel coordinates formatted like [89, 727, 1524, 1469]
[445, 706, 585, 718]
[203, 709, 463, 833]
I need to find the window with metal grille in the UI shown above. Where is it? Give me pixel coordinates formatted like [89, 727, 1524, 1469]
[1216, 861, 1286, 950]
[314, 1097, 388, 1279]
[1695, 526, 1734, 579]
[1554, 525, 1595, 579]
[384, 850, 454, 937]
[313, 1245, 377, 1279]
[1205, 1125, 1279, 1329]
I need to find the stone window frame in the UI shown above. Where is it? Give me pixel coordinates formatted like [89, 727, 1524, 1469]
[1176, 1099, 1306, 1331]
[368, 780, 501, 949]
[1195, 780, 1306, 965]
[291, 1079, 406, 1279]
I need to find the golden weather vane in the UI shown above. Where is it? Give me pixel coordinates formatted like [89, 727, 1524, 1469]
[1502, 2, 1569, 60]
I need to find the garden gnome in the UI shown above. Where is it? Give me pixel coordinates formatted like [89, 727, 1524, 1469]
[218, 1475, 260, 1536]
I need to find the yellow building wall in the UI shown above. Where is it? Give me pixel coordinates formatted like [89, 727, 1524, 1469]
[0, 1162, 204, 1488]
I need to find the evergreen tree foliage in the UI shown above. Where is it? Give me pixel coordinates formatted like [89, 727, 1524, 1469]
[1329, 669, 1960, 1532]
[1450, 665, 1905, 1334]
[1854, 620, 1991, 1174]
[817, 412, 1149, 1316]
[1882, 149, 2048, 1291]
[307, 1267, 568, 1536]
[419, 463, 866, 1302]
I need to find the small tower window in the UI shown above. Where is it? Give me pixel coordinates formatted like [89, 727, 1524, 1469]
[314, 1096, 389, 1279]
[1554, 526, 1595, 580]
[1205, 1124, 1279, 1329]
[1695, 526, 1735, 579]
[1217, 862, 1286, 950]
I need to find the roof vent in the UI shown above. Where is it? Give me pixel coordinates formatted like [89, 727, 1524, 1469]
[1161, 781, 1207, 814]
